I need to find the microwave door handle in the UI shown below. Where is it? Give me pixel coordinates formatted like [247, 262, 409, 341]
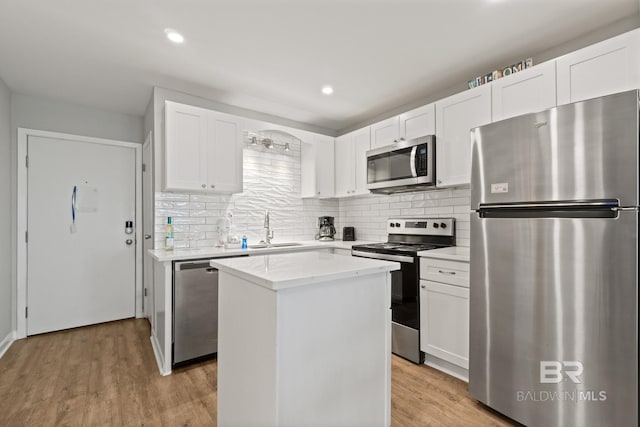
[410, 146, 417, 177]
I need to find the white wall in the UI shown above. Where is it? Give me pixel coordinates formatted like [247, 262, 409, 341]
[11, 94, 143, 144]
[0, 77, 12, 342]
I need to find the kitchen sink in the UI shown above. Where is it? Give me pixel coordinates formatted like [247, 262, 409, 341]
[248, 242, 304, 249]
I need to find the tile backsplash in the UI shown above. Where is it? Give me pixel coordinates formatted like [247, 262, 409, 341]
[155, 134, 339, 249]
[336, 188, 471, 247]
[155, 135, 470, 249]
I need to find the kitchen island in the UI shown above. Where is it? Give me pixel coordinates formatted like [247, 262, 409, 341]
[210, 251, 399, 427]
[147, 240, 372, 376]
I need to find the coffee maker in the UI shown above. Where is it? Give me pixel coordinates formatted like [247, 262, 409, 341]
[317, 216, 336, 241]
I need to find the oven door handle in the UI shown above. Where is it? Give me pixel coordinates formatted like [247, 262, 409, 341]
[351, 250, 415, 263]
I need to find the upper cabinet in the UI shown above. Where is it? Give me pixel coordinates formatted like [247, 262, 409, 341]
[491, 61, 557, 122]
[370, 117, 400, 149]
[556, 29, 640, 105]
[164, 101, 243, 193]
[435, 85, 491, 188]
[370, 104, 436, 149]
[335, 127, 371, 198]
[399, 103, 436, 140]
[301, 133, 335, 198]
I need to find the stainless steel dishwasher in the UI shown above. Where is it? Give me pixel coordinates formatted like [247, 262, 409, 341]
[173, 256, 246, 366]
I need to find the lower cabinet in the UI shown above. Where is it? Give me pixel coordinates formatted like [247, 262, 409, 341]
[419, 257, 470, 381]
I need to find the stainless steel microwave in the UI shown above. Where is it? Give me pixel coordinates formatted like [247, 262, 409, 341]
[366, 135, 436, 194]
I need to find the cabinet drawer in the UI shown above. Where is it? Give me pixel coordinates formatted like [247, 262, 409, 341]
[420, 258, 469, 287]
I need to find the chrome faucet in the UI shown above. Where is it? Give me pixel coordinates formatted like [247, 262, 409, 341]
[263, 210, 274, 245]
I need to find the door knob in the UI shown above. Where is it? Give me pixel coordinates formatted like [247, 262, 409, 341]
[201, 184, 206, 188]
[144, 234, 152, 240]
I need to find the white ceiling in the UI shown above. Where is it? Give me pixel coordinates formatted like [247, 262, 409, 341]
[0, 0, 638, 133]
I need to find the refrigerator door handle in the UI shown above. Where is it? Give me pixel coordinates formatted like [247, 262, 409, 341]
[611, 206, 639, 212]
[478, 200, 619, 210]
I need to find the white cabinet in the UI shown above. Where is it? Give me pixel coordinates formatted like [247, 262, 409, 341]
[419, 256, 470, 380]
[370, 117, 399, 149]
[164, 101, 243, 193]
[335, 127, 370, 197]
[370, 104, 435, 149]
[557, 29, 640, 106]
[399, 103, 435, 140]
[492, 61, 557, 121]
[301, 134, 335, 198]
[435, 85, 491, 188]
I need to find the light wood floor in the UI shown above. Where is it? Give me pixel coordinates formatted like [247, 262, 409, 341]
[0, 319, 517, 426]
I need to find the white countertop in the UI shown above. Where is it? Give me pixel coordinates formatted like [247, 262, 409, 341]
[210, 251, 400, 291]
[417, 246, 470, 262]
[148, 240, 371, 262]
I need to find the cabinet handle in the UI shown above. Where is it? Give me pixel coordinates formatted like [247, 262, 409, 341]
[210, 184, 216, 189]
[420, 284, 426, 289]
[317, 191, 321, 195]
[399, 137, 405, 141]
[393, 139, 398, 143]
[201, 184, 206, 188]
[437, 180, 442, 184]
[438, 270, 456, 275]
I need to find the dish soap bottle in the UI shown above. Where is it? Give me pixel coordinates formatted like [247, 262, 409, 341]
[165, 216, 174, 251]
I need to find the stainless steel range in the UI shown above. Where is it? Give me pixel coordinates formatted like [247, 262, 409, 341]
[352, 218, 455, 364]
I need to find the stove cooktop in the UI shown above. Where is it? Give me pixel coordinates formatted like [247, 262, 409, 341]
[352, 217, 456, 256]
[351, 242, 447, 255]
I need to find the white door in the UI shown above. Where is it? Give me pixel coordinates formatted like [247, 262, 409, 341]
[27, 135, 136, 335]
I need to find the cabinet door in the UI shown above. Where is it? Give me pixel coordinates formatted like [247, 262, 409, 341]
[314, 134, 335, 198]
[300, 141, 317, 198]
[370, 117, 400, 149]
[420, 280, 469, 369]
[557, 29, 640, 105]
[399, 103, 435, 140]
[435, 85, 491, 188]
[492, 61, 557, 121]
[207, 112, 243, 193]
[164, 101, 208, 191]
[352, 127, 371, 196]
[334, 134, 354, 198]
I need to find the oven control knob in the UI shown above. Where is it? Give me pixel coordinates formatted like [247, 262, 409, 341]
[395, 222, 401, 228]
[440, 223, 447, 229]
[390, 223, 395, 227]
[433, 223, 439, 228]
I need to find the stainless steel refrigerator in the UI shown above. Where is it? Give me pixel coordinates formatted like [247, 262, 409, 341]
[469, 90, 638, 427]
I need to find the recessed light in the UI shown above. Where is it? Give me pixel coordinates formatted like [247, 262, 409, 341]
[164, 28, 184, 44]
[321, 85, 334, 95]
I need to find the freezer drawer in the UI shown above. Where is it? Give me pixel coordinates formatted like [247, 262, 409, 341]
[470, 90, 639, 208]
[469, 212, 638, 427]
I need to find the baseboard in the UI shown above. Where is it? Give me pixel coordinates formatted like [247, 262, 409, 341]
[150, 334, 171, 376]
[0, 330, 16, 359]
[425, 354, 469, 382]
